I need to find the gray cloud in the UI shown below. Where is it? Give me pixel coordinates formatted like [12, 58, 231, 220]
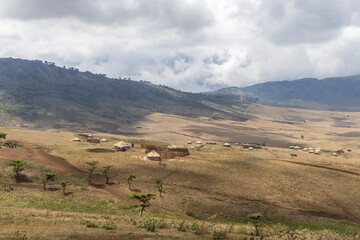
[0, 0, 360, 91]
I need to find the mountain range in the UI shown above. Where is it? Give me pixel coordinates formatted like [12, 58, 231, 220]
[0, 58, 251, 132]
[215, 75, 360, 111]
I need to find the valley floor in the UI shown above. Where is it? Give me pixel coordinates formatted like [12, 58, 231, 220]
[1, 106, 360, 239]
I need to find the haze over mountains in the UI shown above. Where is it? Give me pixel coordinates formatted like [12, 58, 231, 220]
[215, 75, 360, 111]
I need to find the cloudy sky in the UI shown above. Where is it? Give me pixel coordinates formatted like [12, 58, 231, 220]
[1, 0, 360, 91]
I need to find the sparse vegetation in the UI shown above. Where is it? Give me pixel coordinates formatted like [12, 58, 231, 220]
[86, 161, 98, 184]
[128, 193, 156, 217]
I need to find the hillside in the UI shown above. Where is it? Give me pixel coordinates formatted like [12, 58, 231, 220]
[0, 58, 251, 132]
[214, 75, 360, 111]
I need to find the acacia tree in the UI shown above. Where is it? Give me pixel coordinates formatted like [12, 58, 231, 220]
[42, 173, 56, 190]
[248, 213, 262, 236]
[103, 165, 112, 184]
[128, 193, 156, 217]
[127, 173, 136, 190]
[9, 159, 26, 181]
[155, 179, 163, 197]
[86, 161, 99, 184]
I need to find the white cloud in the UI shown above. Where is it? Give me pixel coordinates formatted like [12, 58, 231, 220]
[0, 0, 360, 91]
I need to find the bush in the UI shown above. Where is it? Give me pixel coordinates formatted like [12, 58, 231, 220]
[177, 221, 188, 232]
[102, 222, 117, 230]
[157, 219, 168, 229]
[213, 229, 228, 240]
[142, 218, 157, 232]
[191, 222, 207, 235]
[85, 221, 98, 228]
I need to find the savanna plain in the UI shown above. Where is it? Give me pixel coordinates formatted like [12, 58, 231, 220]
[1, 105, 360, 239]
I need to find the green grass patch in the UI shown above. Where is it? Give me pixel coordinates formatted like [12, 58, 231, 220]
[25, 197, 138, 215]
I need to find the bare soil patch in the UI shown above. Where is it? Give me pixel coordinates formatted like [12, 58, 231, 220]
[86, 148, 115, 153]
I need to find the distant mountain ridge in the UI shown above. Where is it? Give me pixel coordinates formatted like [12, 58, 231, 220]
[0, 58, 251, 132]
[214, 75, 360, 111]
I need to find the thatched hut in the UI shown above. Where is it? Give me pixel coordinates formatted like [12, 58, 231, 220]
[100, 138, 108, 143]
[72, 137, 81, 142]
[114, 141, 131, 151]
[195, 141, 202, 144]
[147, 150, 161, 161]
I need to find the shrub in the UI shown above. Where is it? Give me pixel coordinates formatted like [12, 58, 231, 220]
[157, 219, 169, 229]
[212, 229, 228, 240]
[191, 222, 207, 235]
[142, 218, 157, 232]
[0, 132, 7, 139]
[102, 222, 117, 230]
[177, 221, 188, 232]
[85, 221, 98, 228]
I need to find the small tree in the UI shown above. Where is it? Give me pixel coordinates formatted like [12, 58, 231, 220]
[195, 144, 204, 151]
[128, 193, 156, 217]
[290, 153, 297, 159]
[42, 173, 56, 190]
[61, 179, 69, 195]
[155, 178, 163, 197]
[103, 165, 112, 184]
[248, 213, 262, 236]
[9, 159, 26, 181]
[127, 173, 136, 190]
[86, 161, 99, 184]
[0, 132, 6, 139]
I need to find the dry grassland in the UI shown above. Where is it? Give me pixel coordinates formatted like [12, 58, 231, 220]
[1, 105, 360, 239]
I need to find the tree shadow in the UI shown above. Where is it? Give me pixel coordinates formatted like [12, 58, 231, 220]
[131, 188, 141, 193]
[64, 192, 73, 196]
[16, 174, 32, 183]
[48, 187, 60, 191]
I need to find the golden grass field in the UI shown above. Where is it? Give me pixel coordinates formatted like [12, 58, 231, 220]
[1, 105, 360, 239]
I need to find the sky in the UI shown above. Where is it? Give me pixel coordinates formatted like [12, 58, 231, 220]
[1, 0, 360, 92]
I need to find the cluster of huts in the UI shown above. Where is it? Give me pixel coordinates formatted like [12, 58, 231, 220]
[141, 144, 190, 161]
[72, 134, 192, 162]
[72, 133, 109, 144]
[290, 145, 348, 156]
